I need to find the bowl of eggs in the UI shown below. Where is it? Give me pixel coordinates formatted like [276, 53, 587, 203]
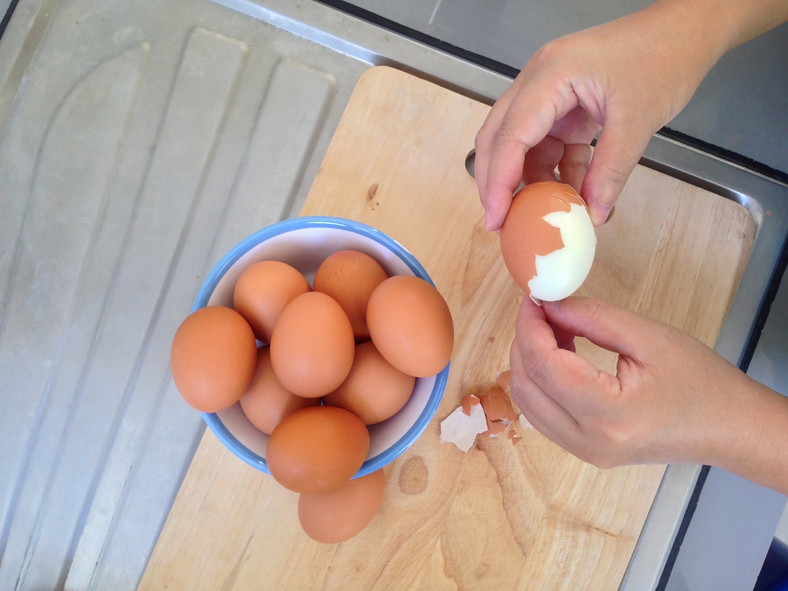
[170, 216, 452, 540]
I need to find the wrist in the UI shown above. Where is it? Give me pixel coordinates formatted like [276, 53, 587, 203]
[703, 375, 788, 494]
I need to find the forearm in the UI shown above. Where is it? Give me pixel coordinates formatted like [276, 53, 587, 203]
[646, 0, 788, 57]
[708, 375, 788, 495]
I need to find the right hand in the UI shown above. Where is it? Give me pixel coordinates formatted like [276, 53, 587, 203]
[509, 296, 788, 495]
[509, 297, 744, 468]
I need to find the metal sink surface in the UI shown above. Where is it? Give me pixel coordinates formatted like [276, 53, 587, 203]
[0, 0, 786, 589]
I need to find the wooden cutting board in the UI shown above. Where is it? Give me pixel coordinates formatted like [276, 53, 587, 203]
[140, 66, 754, 590]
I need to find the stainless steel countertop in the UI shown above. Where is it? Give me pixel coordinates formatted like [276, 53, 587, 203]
[1, 1, 785, 589]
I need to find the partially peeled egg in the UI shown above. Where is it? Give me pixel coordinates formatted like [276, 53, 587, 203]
[499, 181, 596, 302]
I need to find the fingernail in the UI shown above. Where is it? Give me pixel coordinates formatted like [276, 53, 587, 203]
[591, 204, 614, 227]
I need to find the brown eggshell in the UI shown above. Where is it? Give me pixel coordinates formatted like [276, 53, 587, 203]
[324, 341, 416, 425]
[238, 347, 319, 434]
[366, 275, 453, 378]
[313, 250, 389, 341]
[170, 306, 257, 413]
[298, 468, 386, 543]
[267, 405, 370, 493]
[232, 260, 310, 342]
[460, 393, 481, 416]
[269, 291, 355, 398]
[479, 386, 518, 436]
[498, 181, 585, 293]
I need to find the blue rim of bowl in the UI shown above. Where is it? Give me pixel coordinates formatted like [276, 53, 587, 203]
[194, 215, 450, 477]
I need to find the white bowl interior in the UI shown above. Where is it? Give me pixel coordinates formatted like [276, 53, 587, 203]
[200, 220, 444, 476]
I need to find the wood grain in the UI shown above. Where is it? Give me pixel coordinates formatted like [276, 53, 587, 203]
[140, 66, 754, 590]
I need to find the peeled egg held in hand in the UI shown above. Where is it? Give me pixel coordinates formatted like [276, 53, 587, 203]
[499, 181, 596, 302]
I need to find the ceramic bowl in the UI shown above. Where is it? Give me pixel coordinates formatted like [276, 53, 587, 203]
[194, 216, 450, 477]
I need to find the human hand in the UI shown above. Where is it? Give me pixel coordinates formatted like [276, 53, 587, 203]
[474, 2, 728, 229]
[508, 296, 756, 470]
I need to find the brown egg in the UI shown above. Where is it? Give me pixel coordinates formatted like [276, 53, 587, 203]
[232, 260, 311, 342]
[238, 347, 319, 435]
[170, 306, 257, 413]
[498, 181, 596, 302]
[267, 405, 370, 493]
[269, 291, 355, 398]
[313, 250, 389, 341]
[366, 275, 453, 378]
[324, 341, 415, 425]
[298, 468, 386, 543]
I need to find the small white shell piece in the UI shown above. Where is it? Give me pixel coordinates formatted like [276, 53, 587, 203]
[439, 403, 488, 452]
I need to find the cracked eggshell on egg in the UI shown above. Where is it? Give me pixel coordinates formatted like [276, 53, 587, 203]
[499, 181, 596, 302]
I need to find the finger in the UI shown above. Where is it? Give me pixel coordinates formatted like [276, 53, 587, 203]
[514, 296, 558, 357]
[474, 80, 526, 223]
[523, 136, 562, 184]
[557, 143, 592, 193]
[482, 82, 580, 231]
[580, 117, 653, 226]
[549, 104, 601, 144]
[481, 123, 533, 231]
[540, 297, 664, 360]
[515, 293, 576, 352]
[515, 298, 620, 418]
[509, 336, 580, 444]
[553, 323, 577, 353]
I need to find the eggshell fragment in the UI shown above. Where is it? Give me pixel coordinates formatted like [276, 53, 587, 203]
[313, 250, 389, 341]
[499, 181, 596, 302]
[440, 401, 487, 452]
[170, 306, 257, 413]
[298, 468, 386, 543]
[267, 405, 370, 493]
[366, 275, 453, 378]
[324, 341, 415, 425]
[441, 369, 533, 452]
[496, 370, 511, 392]
[479, 386, 518, 436]
[238, 347, 319, 435]
[460, 393, 480, 416]
[269, 291, 355, 398]
[233, 260, 310, 342]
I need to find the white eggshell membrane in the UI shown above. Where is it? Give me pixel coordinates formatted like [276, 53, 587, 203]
[439, 403, 488, 452]
[528, 203, 596, 302]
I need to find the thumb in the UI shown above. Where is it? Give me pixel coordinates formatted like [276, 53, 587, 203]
[580, 118, 654, 226]
[541, 297, 657, 360]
